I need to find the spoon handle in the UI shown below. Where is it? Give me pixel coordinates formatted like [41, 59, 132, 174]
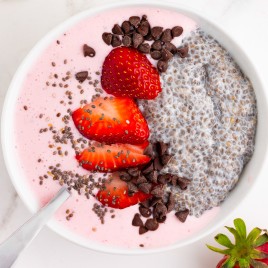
[0, 187, 70, 268]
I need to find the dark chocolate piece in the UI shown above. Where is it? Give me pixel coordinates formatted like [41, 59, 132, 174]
[132, 213, 143, 227]
[175, 209, 190, 223]
[102, 32, 113, 45]
[112, 24, 124, 35]
[75, 71, 88, 83]
[171, 26, 183, 37]
[83, 44, 96, 57]
[145, 219, 159, 231]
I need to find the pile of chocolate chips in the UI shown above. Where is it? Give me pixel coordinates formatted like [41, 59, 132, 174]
[118, 141, 191, 235]
[102, 15, 189, 72]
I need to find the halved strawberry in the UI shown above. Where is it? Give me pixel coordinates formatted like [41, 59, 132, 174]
[76, 142, 150, 172]
[101, 47, 162, 99]
[96, 174, 151, 209]
[72, 97, 149, 145]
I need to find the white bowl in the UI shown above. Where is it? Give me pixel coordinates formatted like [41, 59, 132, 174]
[2, 1, 268, 255]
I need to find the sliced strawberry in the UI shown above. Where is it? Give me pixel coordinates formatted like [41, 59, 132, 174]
[96, 174, 151, 209]
[76, 143, 150, 172]
[101, 47, 162, 99]
[72, 97, 149, 145]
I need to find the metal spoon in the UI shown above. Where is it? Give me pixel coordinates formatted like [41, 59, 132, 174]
[0, 187, 70, 268]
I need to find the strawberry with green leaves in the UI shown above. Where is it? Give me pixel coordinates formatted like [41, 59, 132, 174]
[207, 218, 268, 268]
[101, 47, 162, 99]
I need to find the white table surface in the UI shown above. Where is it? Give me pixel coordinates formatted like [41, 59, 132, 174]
[1, 0, 268, 267]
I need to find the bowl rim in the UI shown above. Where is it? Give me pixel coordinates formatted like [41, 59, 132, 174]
[1, 0, 268, 255]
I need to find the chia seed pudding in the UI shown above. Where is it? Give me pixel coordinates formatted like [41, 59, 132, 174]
[139, 28, 257, 217]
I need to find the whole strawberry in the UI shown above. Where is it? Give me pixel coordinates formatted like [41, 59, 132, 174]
[101, 47, 162, 99]
[207, 218, 268, 268]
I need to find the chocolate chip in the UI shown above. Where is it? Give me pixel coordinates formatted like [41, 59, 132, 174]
[132, 213, 143, 227]
[83, 44, 96, 57]
[129, 16, 140, 28]
[152, 40, 162, 51]
[157, 174, 172, 184]
[132, 33, 144, 48]
[145, 219, 159, 231]
[161, 48, 173, 61]
[171, 26, 183, 38]
[127, 182, 139, 194]
[164, 42, 177, 54]
[141, 15, 148, 22]
[102, 32, 113, 45]
[75, 71, 88, 83]
[111, 35, 122, 47]
[142, 162, 154, 174]
[139, 206, 152, 218]
[177, 177, 191, 190]
[166, 193, 175, 212]
[112, 24, 124, 35]
[130, 176, 138, 185]
[156, 141, 168, 156]
[139, 226, 148, 235]
[138, 43, 150, 54]
[150, 197, 162, 207]
[136, 175, 147, 185]
[140, 199, 150, 208]
[121, 20, 131, 34]
[161, 154, 173, 166]
[144, 32, 153, 41]
[156, 216, 166, 223]
[144, 144, 155, 157]
[175, 209, 190, 223]
[151, 185, 164, 198]
[151, 26, 163, 40]
[171, 175, 179, 186]
[161, 29, 172, 42]
[157, 60, 168, 73]
[122, 35, 132, 47]
[153, 157, 164, 171]
[138, 183, 152, 194]
[137, 21, 150, 36]
[150, 50, 162, 60]
[146, 171, 158, 184]
[119, 171, 132, 181]
[153, 203, 168, 221]
[138, 182, 152, 194]
[177, 45, 189, 58]
[127, 167, 140, 177]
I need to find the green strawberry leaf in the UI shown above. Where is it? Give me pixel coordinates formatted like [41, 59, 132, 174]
[238, 258, 250, 268]
[222, 256, 237, 268]
[247, 227, 262, 244]
[226, 226, 241, 244]
[215, 233, 234, 249]
[206, 244, 231, 255]
[255, 233, 268, 247]
[234, 218, 247, 240]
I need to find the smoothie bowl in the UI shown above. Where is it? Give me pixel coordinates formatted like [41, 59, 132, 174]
[1, 1, 268, 254]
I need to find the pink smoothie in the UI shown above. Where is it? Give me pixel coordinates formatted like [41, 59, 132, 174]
[14, 6, 219, 249]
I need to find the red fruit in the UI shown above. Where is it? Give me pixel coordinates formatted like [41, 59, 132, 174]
[207, 218, 268, 268]
[76, 142, 150, 172]
[101, 47, 162, 99]
[96, 174, 151, 209]
[72, 97, 149, 145]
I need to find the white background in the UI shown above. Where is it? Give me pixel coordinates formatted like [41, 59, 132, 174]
[1, 0, 268, 267]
